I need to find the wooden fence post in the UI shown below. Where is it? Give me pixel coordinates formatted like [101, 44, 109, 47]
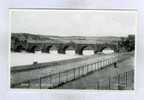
[66, 70, 69, 82]
[125, 72, 128, 87]
[28, 80, 30, 88]
[97, 81, 99, 90]
[59, 72, 61, 84]
[49, 75, 52, 88]
[117, 74, 121, 90]
[40, 77, 42, 89]
[73, 68, 75, 79]
[87, 64, 89, 73]
[95, 63, 97, 70]
[109, 77, 111, 89]
[82, 66, 84, 76]
[79, 67, 81, 76]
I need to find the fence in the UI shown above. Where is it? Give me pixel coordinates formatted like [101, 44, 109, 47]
[11, 52, 134, 89]
[95, 70, 134, 90]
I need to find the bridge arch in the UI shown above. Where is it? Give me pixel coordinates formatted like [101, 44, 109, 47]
[99, 45, 117, 54]
[15, 45, 24, 52]
[28, 45, 41, 53]
[43, 45, 58, 53]
[76, 45, 95, 55]
[101, 47, 114, 54]
[62, 45, 75, 54]
[57, 44, 73, 54]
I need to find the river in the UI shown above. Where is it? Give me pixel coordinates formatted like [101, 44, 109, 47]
[11, 49, 114, 67]
[11, 50, 94, 66]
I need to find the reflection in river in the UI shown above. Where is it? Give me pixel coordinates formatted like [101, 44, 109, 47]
[11, 50, 114, 66]
[11, 50, 94, 66]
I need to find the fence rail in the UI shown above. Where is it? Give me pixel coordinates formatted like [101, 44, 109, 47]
[11, 52, 134, 89]
[95, 70, 134, 90]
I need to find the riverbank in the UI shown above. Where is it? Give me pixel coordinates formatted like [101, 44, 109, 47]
[56, 56, 134, 89]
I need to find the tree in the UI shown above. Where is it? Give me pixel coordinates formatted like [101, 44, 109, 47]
[120, 35, 135, 52]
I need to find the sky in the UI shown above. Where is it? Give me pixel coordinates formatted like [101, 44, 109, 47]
[10, 9, 137, 37]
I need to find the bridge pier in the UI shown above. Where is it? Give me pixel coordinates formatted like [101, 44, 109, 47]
[58, 49, 66, 54]
[75, 49, 83, 55]
[26, 49, 35, 53]
[42, 49, 50, 53]
[94, 51, 99, 54]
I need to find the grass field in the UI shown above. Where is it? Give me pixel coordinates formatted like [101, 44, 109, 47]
[56, 56, 134, 89]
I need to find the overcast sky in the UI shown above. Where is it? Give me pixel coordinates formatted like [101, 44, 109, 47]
[10, 9, 137, 37]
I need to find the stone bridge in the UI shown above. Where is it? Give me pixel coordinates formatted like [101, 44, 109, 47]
[11, 39, 119, 55]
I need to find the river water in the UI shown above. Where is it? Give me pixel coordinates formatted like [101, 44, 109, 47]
[11, 50, 93, 66]
[11, 50, 114, 67]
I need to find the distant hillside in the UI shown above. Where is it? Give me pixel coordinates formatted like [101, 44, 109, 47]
[11, 33, 123, 44]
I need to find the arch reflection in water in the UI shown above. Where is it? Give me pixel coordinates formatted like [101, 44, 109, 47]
[102, 48, 114, 54]
[64, 45, 75, 55]
[82, 46, 95, 56]
[48, 45, 58, 54]
[11, 51, 82, 67]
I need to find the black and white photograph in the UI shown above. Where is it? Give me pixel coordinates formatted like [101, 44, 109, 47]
[10, 9, 136, 90]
